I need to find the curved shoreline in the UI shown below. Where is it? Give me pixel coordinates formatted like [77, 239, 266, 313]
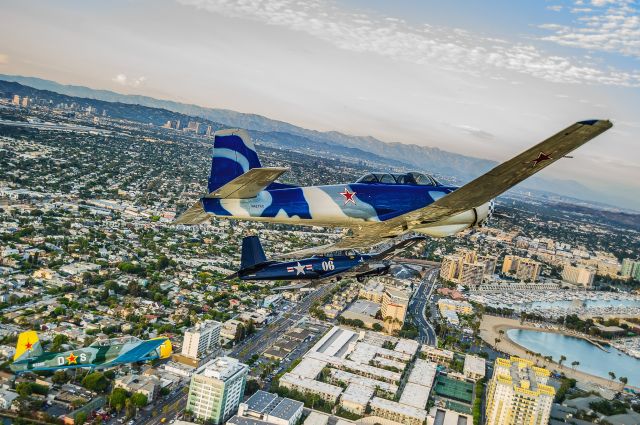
[480, 315, 627, 392]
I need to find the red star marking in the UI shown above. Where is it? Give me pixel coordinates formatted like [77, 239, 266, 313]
[528, 152, 553, 167]
[66, 352, 78, 365]
[25, 341, 33, 350]
[340, 187, 357, 205]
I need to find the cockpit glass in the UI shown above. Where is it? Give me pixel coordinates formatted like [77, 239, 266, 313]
[356, 172, 438, 186]
[377, 174, 396, 184]
[356, 174, 378, 183]
[408, 172, 435, 186]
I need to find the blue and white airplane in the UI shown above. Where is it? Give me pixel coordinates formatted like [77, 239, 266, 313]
[229, 235, 426, 282]
[176, 120, 612, 254]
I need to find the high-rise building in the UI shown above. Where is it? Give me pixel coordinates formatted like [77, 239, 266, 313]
[478, 255, 498, 275]
[562, 265, 596, 288]
[186, 356, 248, 424]
[181, 320, 221, 360]
[502, 256, 541, 282]
[460, 262, 485, 287]
[381, 288, 410, 326]
[186, 121, 200, 132]
[205, 125, 213, 136]
[20, 96, 29, 107]
[485, 357, 554, 425]
[440, 255, 462, 281]
[175, 119, 182, 130]
[501, 255, 518, 274]
[442, 251, 487, 285]
[12, 95, 20, 106]
[458, 248, 477, 265]
[516, 258, 541, 282]
[621, 258, 640, 281]
[162, 120, 173, 129]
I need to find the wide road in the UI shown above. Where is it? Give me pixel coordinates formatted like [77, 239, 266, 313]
[231, 280, 338, 362]
[408, 267, 438, 346]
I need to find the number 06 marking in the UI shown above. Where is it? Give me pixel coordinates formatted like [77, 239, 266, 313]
[322, 260, 335, 271]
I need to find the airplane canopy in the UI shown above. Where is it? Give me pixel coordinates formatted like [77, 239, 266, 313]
[356, 172, 440, 186]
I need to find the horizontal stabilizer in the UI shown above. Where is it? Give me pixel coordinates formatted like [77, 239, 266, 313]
[206, 167, 288, 199]
[174, 201, 209, 225]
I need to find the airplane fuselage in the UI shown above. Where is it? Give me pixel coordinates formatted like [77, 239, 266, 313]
[201, 182, 491, 237]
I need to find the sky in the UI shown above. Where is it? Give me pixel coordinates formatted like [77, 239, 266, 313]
[1, 0, 639, 209]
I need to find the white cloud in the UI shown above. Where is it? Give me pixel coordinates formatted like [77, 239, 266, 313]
[540, 0, 640, 58]
[177, 0, 640, 87]
[112, 73, 146, 87]
[547, 5, 564, 12]
[453, 124, 494, 140]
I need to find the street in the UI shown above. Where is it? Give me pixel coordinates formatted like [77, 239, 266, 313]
[408, 267, 439, 346]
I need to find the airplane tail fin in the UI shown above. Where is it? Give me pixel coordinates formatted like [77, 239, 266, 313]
[241, 236, 268, 270]
[208, 129, 262, 193]
[14, 331, 43, 362]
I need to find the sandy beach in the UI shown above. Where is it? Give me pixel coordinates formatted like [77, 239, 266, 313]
[479, 315, 626, 391]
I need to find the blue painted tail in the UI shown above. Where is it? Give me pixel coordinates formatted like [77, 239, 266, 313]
[241, 236, 268, 270]
[208, 129, 262, 193]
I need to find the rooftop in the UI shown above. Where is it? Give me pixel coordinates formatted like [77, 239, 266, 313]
[243, 390, 278, 415]
[370, 396, 428, 421]
[199, 356, 247, 381]
[269, 398, 304, 421]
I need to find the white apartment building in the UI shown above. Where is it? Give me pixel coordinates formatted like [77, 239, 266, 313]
[181, 320, 221, 359]
[186, 356, 248, 424]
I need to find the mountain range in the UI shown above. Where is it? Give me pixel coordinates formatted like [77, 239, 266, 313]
[0, 73, 632, 211]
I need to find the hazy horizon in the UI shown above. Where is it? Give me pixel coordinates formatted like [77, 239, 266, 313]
[1, 0, 639, 209]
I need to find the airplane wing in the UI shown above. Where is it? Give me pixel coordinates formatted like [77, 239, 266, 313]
[380, 119, 612, 229]
[280, 119, 612, 256]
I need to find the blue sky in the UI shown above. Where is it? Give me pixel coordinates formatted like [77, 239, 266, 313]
[0, 0, 638, 209]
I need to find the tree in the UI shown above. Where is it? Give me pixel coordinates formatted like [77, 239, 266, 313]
[15, 382, 33, 398]
[559, 355, 567, 366]
[620, 376, 628, 385]
[110, 388, 127, 412]
[82, 372, 108, 392]
[52, 370, 69, 385]
[51, 334, 69, 352]
[245, 379, 260, 396]
[609, 371, 616, 380]
[372, 323, 384, 332]
[75, 412, 87, 425]
[130, 392, 148, 408]
[125, 399, 135, 419]
[571, 361, 580, 370]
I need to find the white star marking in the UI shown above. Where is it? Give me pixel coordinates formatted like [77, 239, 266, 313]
[293, 262, 306, 275]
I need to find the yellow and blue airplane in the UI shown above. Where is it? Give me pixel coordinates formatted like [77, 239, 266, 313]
[10, 331, 172, 374]
[176, 120, 612, 255]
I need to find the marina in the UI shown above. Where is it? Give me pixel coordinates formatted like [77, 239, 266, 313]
[470, 290, 640, 318]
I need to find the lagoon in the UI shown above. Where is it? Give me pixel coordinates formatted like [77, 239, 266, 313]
[507, 329, 640, 387]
